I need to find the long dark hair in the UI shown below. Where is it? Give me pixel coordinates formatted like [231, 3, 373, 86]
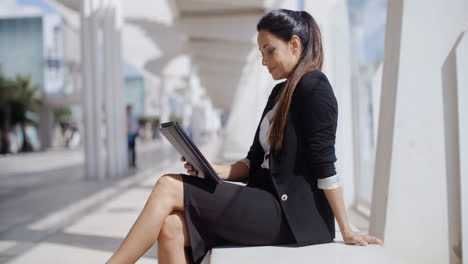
[257, 9, 323, 151]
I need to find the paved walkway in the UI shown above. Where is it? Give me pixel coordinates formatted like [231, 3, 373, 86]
[0, 136, 222, 263]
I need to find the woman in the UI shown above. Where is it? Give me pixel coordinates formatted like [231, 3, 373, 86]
[106, 9, 383, 264]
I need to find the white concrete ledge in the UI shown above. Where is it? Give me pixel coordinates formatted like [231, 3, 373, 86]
[206, 237, 401, 264]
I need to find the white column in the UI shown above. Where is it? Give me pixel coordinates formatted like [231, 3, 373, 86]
[81, 0, 97, 180]
[112, 0, 128, 174]
[159, 75, 170, 124]
[222, 49, 274, 160]
[38, 104, 54, 150]
[81, 0, 107, 180]
[455, 31, 468, 264]
[103, 3, 116, 179]
[94, 4, 105, 181]
[371, 0, 468, 263]
[369, 0, 403, 240]
[441, 30, 466, 264]
[182, 64, 196, 131]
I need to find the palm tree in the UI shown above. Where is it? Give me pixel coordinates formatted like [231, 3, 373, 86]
[11, 75, 42, 152]
[0, 74, 14, 154]
[0, 73, 42, 153]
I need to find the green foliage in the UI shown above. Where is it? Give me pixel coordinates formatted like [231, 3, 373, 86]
[54, 106, 72, 123]
[169, 113, 183, 126]
[0, 73, 14, 125]
[0, 74, 42, 125]
[138, 116, 160, 127]
[0, 74, 11, 102]
[0, 73, 42, 153]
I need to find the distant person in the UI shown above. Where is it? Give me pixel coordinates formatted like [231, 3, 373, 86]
[126, 105, 138, 168]
[108, 9, 382, 264]
[187, 123, 193, 138]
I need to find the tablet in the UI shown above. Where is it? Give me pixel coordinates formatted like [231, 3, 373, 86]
[160, 121, 222, 184]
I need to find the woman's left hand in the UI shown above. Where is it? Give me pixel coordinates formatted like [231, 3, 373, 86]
[342, 230, 383, 246]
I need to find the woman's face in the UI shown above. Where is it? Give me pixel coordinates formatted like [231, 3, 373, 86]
[257, 29, 301, 80]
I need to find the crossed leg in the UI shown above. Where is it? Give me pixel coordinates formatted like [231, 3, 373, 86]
[158, 211, 191, 263]
[106, 173, 191, 264]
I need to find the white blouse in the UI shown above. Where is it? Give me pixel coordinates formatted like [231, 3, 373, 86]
[237, 101, 339, 190]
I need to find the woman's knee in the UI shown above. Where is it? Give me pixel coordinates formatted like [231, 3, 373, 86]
[149, 174, 184, 210]
[152, 174, 179, 195]
[159, 211, 190, 246]
[156, 174, 182, 189]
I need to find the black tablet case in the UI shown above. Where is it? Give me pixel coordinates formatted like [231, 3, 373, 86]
[160, 121, 222, 184]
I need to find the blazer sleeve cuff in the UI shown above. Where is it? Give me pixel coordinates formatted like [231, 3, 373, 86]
[317, 175, 340, 190]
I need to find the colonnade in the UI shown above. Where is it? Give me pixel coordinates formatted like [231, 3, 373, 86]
[80, 0, 127, 180]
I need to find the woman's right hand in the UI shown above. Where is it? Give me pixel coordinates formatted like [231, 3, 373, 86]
[180, 156, 198, 176]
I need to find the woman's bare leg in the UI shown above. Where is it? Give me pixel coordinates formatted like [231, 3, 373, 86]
[106, 174, 185, 263]
[158, 211, 191, 264]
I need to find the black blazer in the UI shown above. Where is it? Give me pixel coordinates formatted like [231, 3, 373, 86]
[246, 70, 338, 246]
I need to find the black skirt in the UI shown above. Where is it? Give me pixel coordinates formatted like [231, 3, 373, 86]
[181, 168, 296, 264]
